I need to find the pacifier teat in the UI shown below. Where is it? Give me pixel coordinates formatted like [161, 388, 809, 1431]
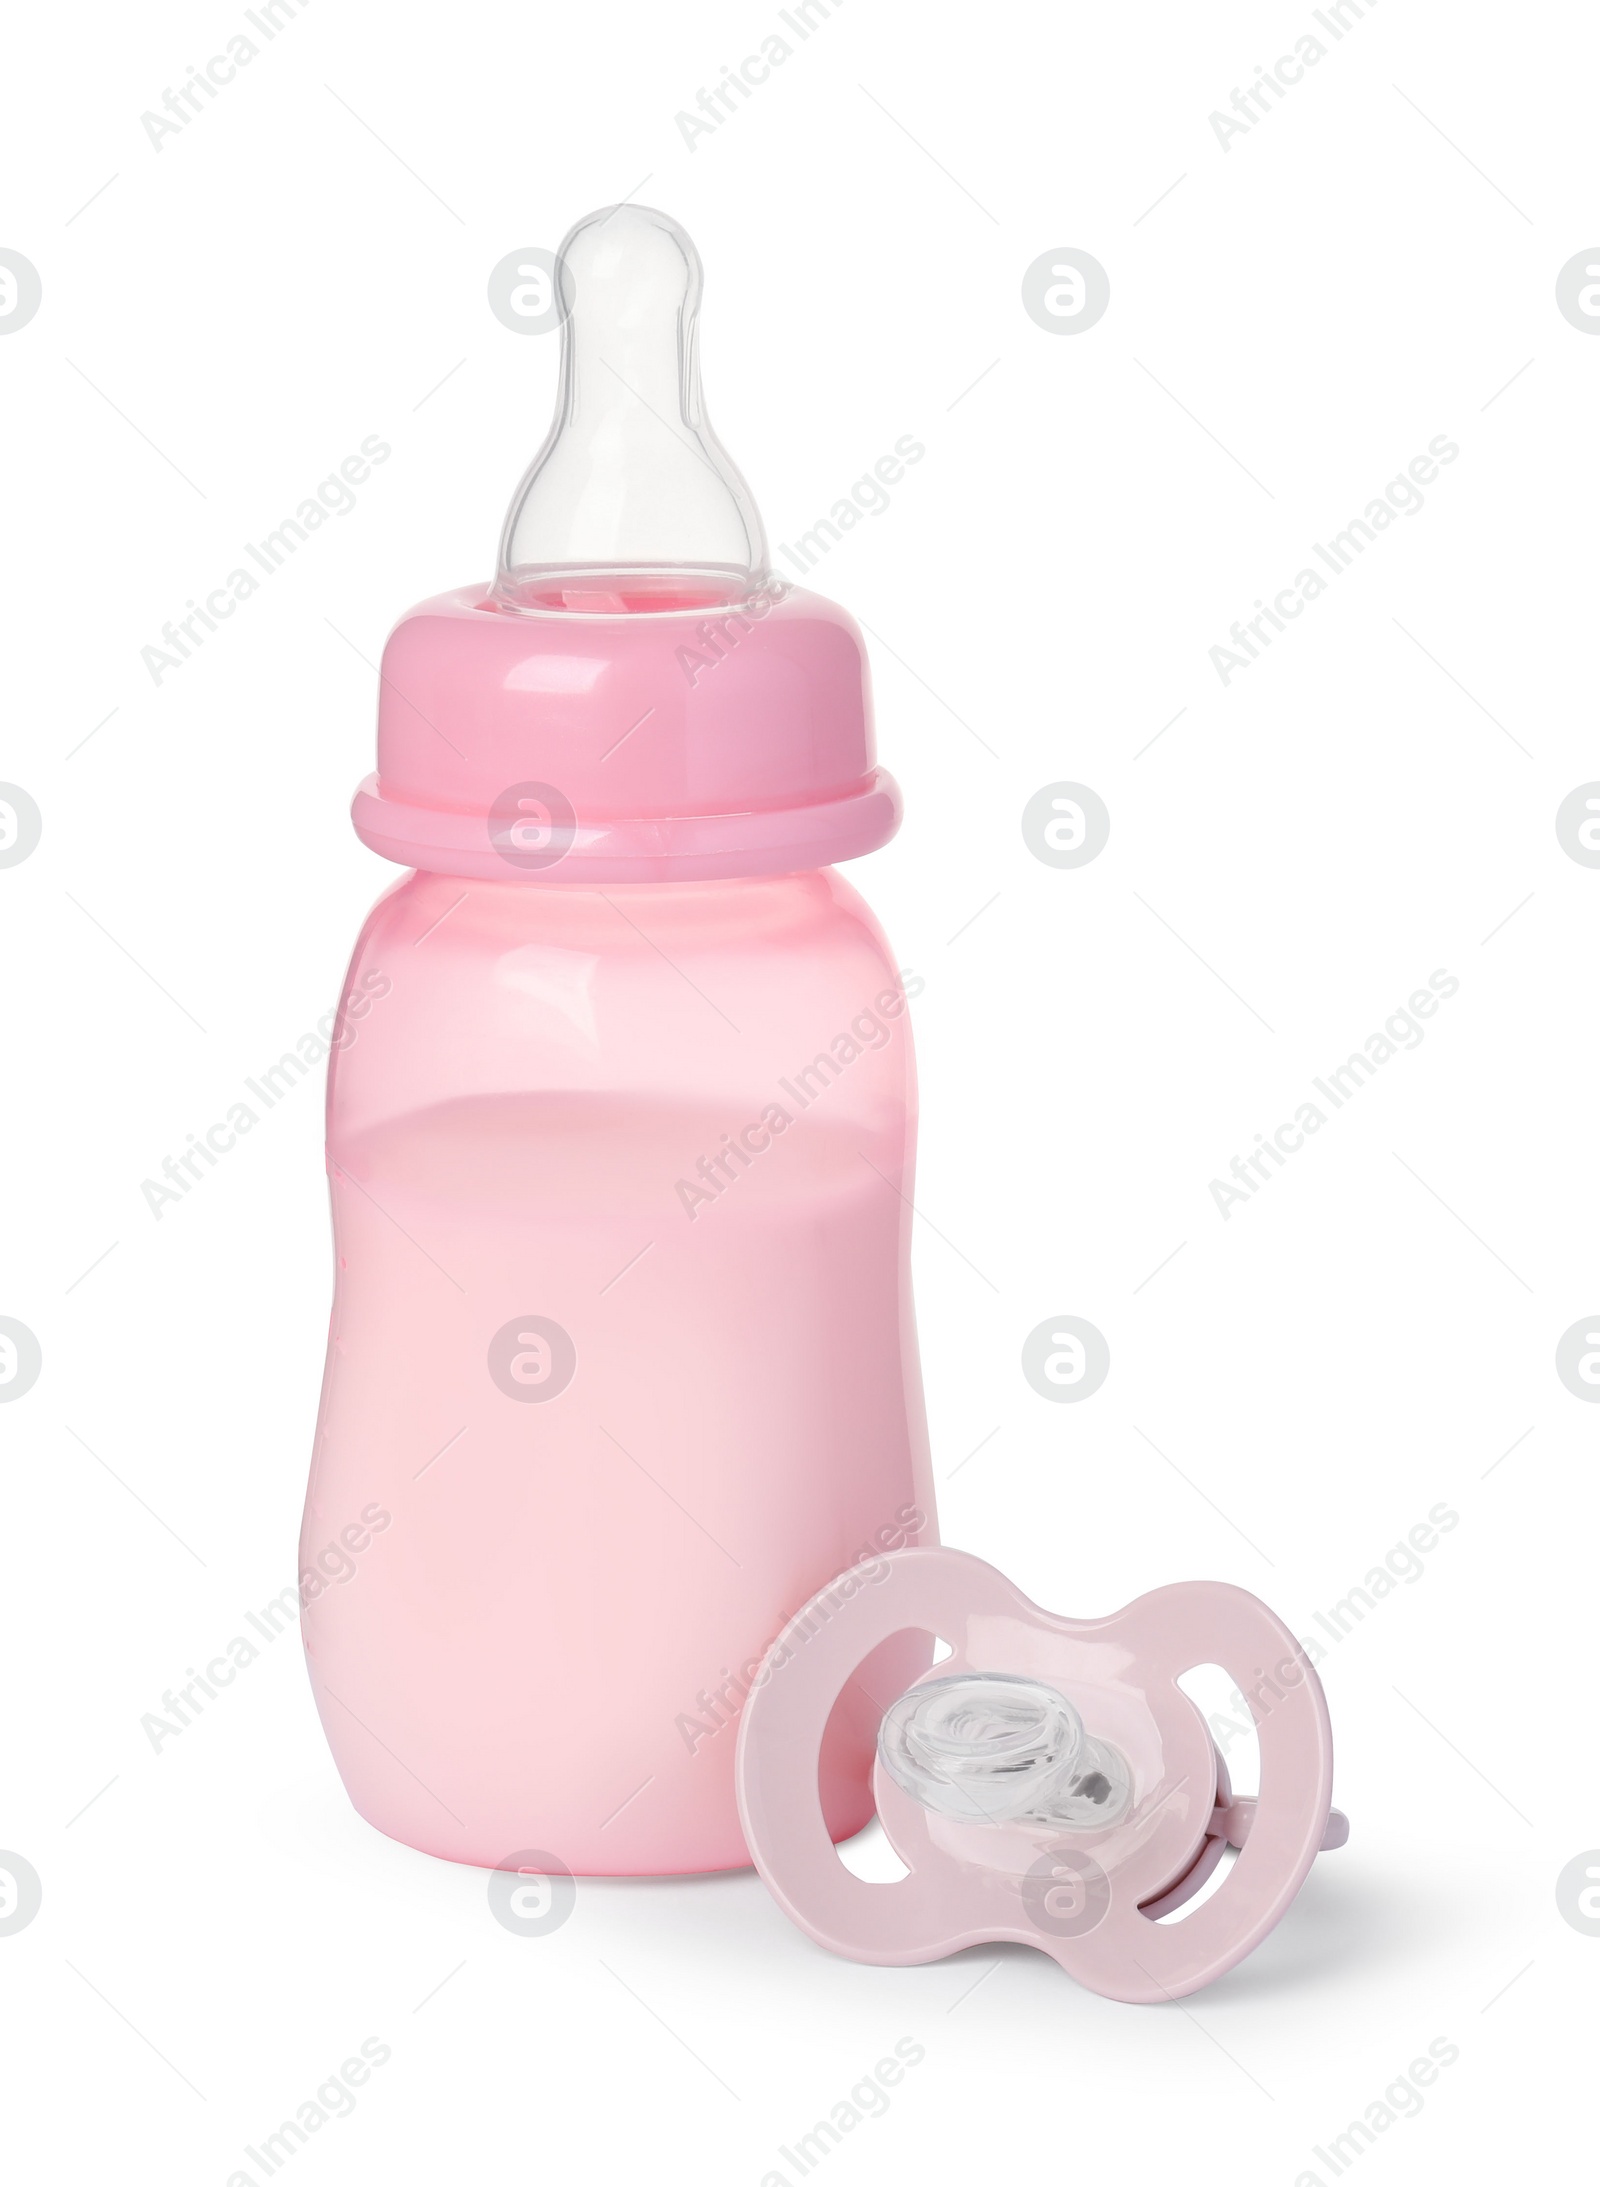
[494, 204, 768, 613]
[878, 1673, 1133, 1830]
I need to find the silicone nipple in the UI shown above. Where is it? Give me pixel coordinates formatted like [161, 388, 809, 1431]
[494, 205, 768, 613]
[878, 1673, 1133, 1831]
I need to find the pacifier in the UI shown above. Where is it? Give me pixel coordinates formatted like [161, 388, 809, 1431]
[735, 1547, 1347, 2003]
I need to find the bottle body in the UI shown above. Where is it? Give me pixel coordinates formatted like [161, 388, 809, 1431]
[301, 866, 934, 1873]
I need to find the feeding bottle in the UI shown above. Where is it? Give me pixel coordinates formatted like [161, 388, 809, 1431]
[300, 206, 935, 1875]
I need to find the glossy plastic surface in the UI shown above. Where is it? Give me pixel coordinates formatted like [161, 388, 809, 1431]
[878, 1672, 1133, 1828]
[350, 582, 899, 884]
[736, 1548, 1336, 2001]
[301, 868, 935, 1873]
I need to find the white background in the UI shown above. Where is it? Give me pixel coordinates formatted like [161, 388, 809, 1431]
[2, 0, 1595, 2179]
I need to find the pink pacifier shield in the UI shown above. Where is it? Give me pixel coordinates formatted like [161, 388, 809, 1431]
[734, 1547, 1338, 2003]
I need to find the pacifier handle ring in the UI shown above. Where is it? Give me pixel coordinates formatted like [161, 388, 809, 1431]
[1137, 1748, 1235, 1921]
[735, 1549, 1336, 2003]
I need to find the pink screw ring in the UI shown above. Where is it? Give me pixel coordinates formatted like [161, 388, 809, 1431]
[735, 1547, 1345, 2004]
[349, 583, 900, 884]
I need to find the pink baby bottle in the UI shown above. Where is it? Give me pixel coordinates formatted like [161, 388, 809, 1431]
[300, 207, 936, 1875]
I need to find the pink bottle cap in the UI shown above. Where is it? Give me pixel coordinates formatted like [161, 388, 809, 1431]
[351, 206, 898, 884]
[735, 1547, 1347, 2003]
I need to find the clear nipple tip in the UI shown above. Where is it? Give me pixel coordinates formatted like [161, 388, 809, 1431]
[878, 1673, 1134, 1831]
[495, 205, 768, 614]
